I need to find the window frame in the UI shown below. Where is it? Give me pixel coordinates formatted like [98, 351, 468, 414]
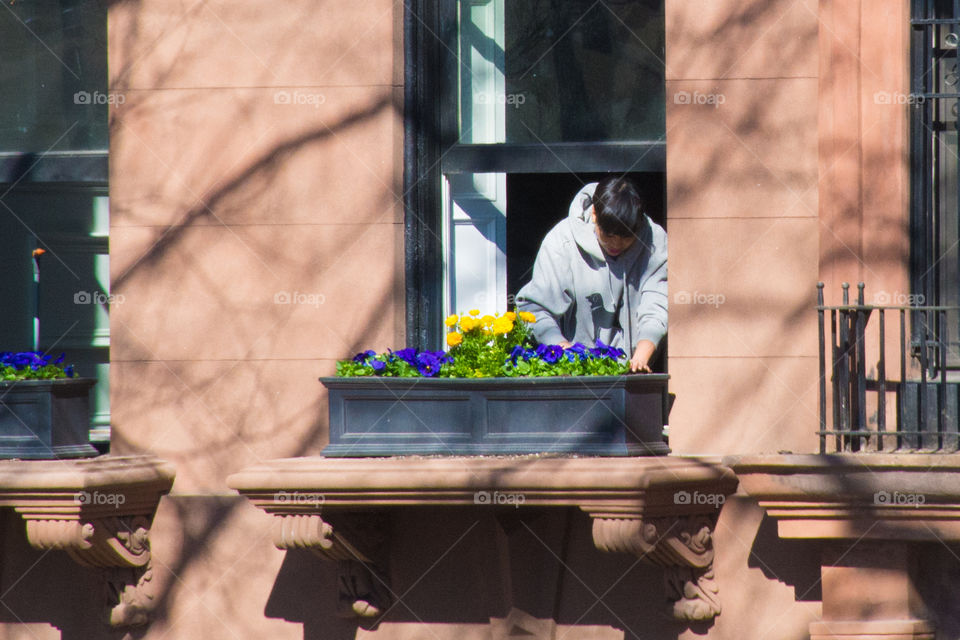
[403, 0, 666, 350]
[910, 0, 960, 367]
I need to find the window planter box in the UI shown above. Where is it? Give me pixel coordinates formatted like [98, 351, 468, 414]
[0, 378, 99, 458]
[321, 374, 670, 456]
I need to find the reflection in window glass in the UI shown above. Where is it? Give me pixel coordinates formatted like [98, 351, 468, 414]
[0, 0, 108, 152]
[454, 0, 664, 144]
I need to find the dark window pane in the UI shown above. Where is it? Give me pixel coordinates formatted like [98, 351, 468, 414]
[0, 0, 108, 152]
[453, 0, 665, 144]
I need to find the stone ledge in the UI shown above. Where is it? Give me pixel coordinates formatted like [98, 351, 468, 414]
[228, 455, 736, 514]
[728, 453, 957, 639]
[0, 455, 175, 627]
[228, 455, 738, 624]
[727, 453, 960, 540]
[809, 619, 935, 640]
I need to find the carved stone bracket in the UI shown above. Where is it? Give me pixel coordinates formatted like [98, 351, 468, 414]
[228, 455, 738, 627]
[272, 513, 391, 620]
[589, 513, 721, 621]
[0, 456, 175, 628]
[19, 515, 157, 626]
[23, 515, 152, 568]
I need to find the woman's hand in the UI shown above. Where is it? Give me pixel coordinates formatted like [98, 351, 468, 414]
[630, 340, 656, 373]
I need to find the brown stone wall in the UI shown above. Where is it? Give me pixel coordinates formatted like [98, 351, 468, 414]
[77, 0, 916, 639]
[665, 0, 821, 456]
[106, 1, 404, 638]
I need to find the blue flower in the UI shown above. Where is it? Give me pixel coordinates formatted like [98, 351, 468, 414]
[54, 353, 65, 365]
[564, 342, 588, 361]
[429, 350, 454, 365]
[590, 339, 623, 360]
[64, 365, 75, 378]
[540, 344, 563, 364]
[415, 352, 441, 377]
[352, 350, 376, 363]
[370, 360, 386, 373]
[12, 353, 34, 368]
[393, 348, 418, 367]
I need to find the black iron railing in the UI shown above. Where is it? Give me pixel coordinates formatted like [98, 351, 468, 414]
[818, 282, 960, 453]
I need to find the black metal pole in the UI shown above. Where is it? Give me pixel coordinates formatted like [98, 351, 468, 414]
[818, 282, 826, 453]
[878, 308, 886, 449]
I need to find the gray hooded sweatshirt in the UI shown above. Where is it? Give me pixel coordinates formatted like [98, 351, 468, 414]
[515, 182, 668, 351]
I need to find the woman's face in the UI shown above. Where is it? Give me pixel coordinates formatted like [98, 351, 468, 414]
[591, 209, 636, 257]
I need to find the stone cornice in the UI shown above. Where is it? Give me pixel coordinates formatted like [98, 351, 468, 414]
[728, 454, 960, 540]
[229, 455, 736, 513]
[229, 455, 738, 623]
[0, 455, 175, 627]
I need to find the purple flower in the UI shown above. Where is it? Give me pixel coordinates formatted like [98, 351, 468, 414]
[352, 350, 376, 363]
[429, 350, 454, 365]
[393, 348, 418, 367]
[370, 360, 386, 373]
[12, 353, 33, 368]
[415, 352, 441, 377]
[564, 342, 588, 362]
[540, 344, 563, 364]
[64, 365, 75, 378]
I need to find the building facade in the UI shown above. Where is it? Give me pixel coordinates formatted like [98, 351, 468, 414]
[1, 1, 958, 639]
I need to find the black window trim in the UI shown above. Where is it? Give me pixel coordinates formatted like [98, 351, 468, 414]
[403, 0, 666, 350]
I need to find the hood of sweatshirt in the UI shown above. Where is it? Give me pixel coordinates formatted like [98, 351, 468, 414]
[567, 182, 606, 262]
[567, 182, 651, 265]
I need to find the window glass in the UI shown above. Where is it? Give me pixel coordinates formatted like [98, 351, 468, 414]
[452, 0, 665, 144]
[0, 0, 108, 151]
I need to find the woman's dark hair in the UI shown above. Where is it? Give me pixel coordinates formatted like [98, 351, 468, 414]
[590, 176, 645, 238]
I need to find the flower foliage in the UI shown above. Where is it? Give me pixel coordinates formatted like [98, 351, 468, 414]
[336, 310, 629, 378]
[0, 351, 75, 381]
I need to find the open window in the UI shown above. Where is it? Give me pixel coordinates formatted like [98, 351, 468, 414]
[405, 0, 666, 355]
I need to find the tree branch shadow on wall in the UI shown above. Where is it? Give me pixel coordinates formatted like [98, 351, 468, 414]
[263, 507, 691, 640]
[4, 0, 926, 638]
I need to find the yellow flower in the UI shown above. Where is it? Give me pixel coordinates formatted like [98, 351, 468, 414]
[518, 311, 536, 323]
[481, 314, 495, 328]
[446, 332, 463, 347]
[492, 318, 514, 335]
[460, 316, 478, 332]
[469, 309, 480, 316]
[504, 311, 516, 321]
[445, 314, 459, 327]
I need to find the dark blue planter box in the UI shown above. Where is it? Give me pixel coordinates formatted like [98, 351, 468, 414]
[0, 378, 99, 459]
[321, 375, 671, 456]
